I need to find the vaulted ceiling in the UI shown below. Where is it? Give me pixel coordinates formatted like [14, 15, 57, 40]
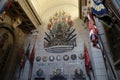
[11, 0, 87, 33]
[29, 0, 79, 23]
[30, 0, 78, 15]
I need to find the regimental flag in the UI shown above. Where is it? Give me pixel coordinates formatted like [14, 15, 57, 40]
[87, 12, 98, 32]
[18, 47, 25, 80]
[84, 44, 90, 76]
[29, 44, 35, 66]
[88, 20, 95, 31]
[28, 44, 35, 80]
[87, 12, 94, 21]
[25, 43, 30, 60]
[87, 12, 98, 35]
[19, 47, 25, 68]
[84, 43, 96, 80]
[24, 43, 30, 78]
[91, 0, 108, 17]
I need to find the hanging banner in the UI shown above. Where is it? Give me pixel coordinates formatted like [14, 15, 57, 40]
[91, 0, 108, 17]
